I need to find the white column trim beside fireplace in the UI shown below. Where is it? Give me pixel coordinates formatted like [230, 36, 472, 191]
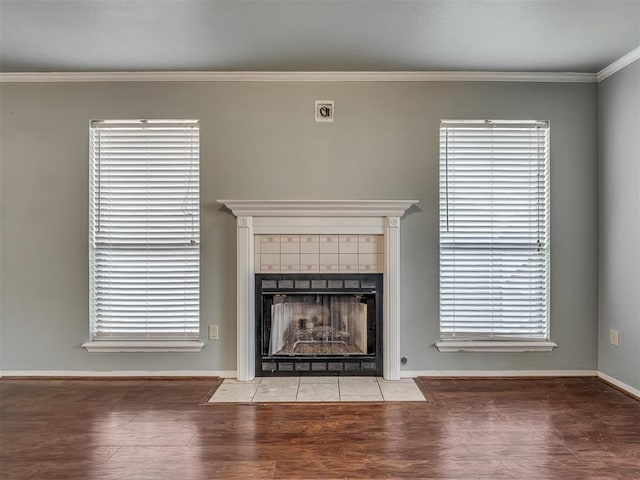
[235, 215, 255, 381]
[219, 200, 418, 381]
[384, 216, 401, 380]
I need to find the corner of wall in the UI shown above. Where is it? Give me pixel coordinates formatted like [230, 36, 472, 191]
[596, 56, 640, 393]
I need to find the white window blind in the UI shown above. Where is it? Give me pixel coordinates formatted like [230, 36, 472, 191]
[89, 120, 200, 340]
[439, 120, 549, 341]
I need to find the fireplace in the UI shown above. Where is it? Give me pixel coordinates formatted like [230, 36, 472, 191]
[256, 273, 382, 376]
[218, 200, 417, 381]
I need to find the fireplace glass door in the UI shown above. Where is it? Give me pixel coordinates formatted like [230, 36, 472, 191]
[269, 294, 370, 356]
[256, 274, 382, 376]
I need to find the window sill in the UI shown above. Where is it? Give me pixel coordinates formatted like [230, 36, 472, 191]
[435, 341, 557, 353]
[82, 340, 204, 353]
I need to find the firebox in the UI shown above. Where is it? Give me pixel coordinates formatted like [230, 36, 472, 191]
[256, 273, 382, 376]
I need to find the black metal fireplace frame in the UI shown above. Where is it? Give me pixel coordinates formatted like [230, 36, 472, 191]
[255, 273, 383, 377]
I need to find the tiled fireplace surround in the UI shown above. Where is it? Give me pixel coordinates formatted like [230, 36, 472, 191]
[255, 234, 385, 274]
[219, 200, 418, 381]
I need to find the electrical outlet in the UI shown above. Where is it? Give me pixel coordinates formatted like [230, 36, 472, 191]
[208, 325, 219, 340]
[609, 329, 619, 347]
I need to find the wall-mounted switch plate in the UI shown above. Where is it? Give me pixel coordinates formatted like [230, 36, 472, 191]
[208, 325, 219, 340]
[609, 329, 619, 347]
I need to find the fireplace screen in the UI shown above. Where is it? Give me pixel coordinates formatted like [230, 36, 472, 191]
[256, 274, 382, 376]
[270, 295, 368, 356]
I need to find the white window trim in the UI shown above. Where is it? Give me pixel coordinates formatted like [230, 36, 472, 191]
[435, 340, 557, 353]
[82, 340, 204, 353]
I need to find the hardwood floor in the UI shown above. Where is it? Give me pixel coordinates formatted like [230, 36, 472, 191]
[1, 377, 638, 479]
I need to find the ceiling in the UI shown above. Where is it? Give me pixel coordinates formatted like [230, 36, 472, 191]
[1, 0, 639, 73]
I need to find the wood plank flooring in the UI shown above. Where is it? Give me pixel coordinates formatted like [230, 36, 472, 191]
[1, 377, 638, 479]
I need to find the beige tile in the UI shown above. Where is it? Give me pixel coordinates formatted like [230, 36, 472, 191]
[261, 265, 280, 273]
[254, 236, 261, 254]
[280, 265, 299, 273]
[280, 235, 300, 254]
[260, 235, 280, 254]
[260, 253, 280, 273]
[358, 235, 378, 254]
[300, 253, 319, 271]
[296, 383, 340, 402]
[319, 264, 339, 273]
[377, 378, 415, 384]
[338, 376, 379, 385]
[358, 253, 378, 272]
[222, 378, 261, 384]
[259, 377, 300, 387]
[254, 254, 262, 273]
[339, 395, 384, 402]
[377, 236, 384, 254]
[253, 378, 299, 402]
[319, 235, 339, 254]
[339, 377, 381, 396]
[377, 253, 385, 272]
[339, 253, 358, 273]
[358, 264, 376, 272]
[211, 377, 425, 403]
[319, 253, 338, 272]
[299, 253, 320, 272]
[253, 393, 298, 402]
[300, 235, 320, 254]
[208, 382, 259, 403]
[299, 376, 339, 384]
[378, 380, 426, 401]
[300, 266, 319, 273]
[338, 234, 358, 254]
[280, 253, 300, 272]
[338, 265, 359, 273]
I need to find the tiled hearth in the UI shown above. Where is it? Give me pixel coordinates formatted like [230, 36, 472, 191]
[208, 377, 427, 403]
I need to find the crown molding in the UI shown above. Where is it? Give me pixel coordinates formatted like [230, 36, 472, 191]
[218, 199, 418, 217]
[0, 70, 597, 83]
[597, 45, 640, 82]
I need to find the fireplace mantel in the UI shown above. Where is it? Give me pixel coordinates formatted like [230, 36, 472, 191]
[218, 199, 418, 381]
[220, 200, 417, 218]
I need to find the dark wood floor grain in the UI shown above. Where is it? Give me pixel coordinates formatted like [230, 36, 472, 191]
[1, 377, 638, 479]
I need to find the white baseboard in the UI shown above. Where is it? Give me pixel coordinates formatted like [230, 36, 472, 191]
[2, 369, 597, 379]
[401, 370, 638, 400]
[0, 370, 237, 378]
[598, 371, 640, 399]
[4, 369, 637, 401]
[401, 370, 598, 378]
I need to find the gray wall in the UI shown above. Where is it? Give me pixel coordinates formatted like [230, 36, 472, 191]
[0, 81, 599, 373]
[598, 61, 640, 391]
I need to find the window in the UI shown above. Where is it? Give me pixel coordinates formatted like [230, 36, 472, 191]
[437, 120, 554, 352]
[84, 120, 202, 352]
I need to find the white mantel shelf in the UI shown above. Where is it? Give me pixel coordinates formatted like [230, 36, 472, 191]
[219, 199, 418, 382]
[219, 200, 418, 218]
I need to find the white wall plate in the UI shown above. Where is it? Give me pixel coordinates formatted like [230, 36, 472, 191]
[315, 100, 334, 122]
